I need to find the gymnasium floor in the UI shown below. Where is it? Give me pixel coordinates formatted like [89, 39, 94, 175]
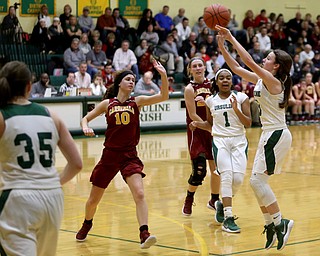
[56, 124, 320, 256]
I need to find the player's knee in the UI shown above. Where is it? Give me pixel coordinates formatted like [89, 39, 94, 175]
[220, 170, 232, 198]
[232, 173, 244, 195]
[188, 156, 207, 186]
[250, 173, 275, 206]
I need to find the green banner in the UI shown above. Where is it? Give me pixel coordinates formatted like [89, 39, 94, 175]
[20, 0, 55, 16]
[118, 0, 148, 18]
[0, 0, 8, 13]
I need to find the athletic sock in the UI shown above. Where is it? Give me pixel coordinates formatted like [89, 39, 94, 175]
[84, 219, 93, 225]
[263, 213, 273, 225]
[223, 206, 233, 218]
[139, 225, 148, 232]
[211, 193, 219, 202]
[271, 212, 282, 226]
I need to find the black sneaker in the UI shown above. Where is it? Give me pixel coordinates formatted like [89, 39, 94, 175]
[275, 219, 294, 250]
[262, 223, 276, 250]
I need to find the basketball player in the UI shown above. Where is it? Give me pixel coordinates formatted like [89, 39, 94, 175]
[216, 25, 294, 250]
[76, 60, 168, 249]
[191, 68, 251, 233]
[0, 61, 82, 256]
[182, 57, 220, 216]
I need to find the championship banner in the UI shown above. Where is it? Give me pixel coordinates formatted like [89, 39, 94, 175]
[0, 0, 8, 14]
[77, 0, 110, 18]
[19, 0, 55, 16]
[118, 0, 148, 18]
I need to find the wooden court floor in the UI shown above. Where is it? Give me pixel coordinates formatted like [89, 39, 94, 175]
[56, 125, 320, 256]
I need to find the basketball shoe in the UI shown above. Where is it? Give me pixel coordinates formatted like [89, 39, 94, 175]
[207, 199, 217, 210]
[262, 223, 276, 250]
[76, 222, 92, 242]
[140, 230, 157, 249]
[275, 219, 294, 250]
[182, 196, 194, 216]
[222, 216, 241, 233]
[214, 200, 224, 223]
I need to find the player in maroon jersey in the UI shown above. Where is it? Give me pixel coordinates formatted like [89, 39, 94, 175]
[76, 59, 169, 249]
[182, 57, 221, 216]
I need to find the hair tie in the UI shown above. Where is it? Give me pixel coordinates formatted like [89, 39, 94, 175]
[282, 75, 288, 84]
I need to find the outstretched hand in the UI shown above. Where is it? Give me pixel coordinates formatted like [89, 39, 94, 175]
[152, 59, 166, 76]
[215, 25, 233, 41]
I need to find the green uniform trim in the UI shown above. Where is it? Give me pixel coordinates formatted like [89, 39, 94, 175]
[0, 190, 11, 256]
[264, 130, 283, 175]
[0, 103, 50, 120]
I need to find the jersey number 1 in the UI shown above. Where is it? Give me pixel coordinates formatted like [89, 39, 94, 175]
[223, 112, 230, 127]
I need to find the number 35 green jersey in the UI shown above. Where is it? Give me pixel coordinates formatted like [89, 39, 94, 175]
[0, 103, 60, 190]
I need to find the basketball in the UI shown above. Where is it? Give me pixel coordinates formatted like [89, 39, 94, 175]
[203, 4, 230, 30]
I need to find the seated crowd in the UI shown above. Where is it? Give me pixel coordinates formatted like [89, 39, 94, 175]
[1, 4, 320, 124]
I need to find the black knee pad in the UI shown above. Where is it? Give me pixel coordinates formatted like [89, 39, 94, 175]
[188, 155, 207, 186]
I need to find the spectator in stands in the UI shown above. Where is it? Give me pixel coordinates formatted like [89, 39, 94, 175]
[310, 25, 320, 52]
[288, 36, 305, 56]
[134, 71, 160, 95]
[170, 28, 182, 49]
[242, 10, 255, 30]
[286, 12, 303, 44]
[59, 72, 78, 95]
[96, 7, 117, 44]
[154, 5, 174, 42]
[1, 6, 22, 39]
[89, 73, 106, 96]
[198, 44, 210, 62]
[134, 39, 148, 60]
[64, 38, 94, 76]
[48, 17, 65, 54]
[290, 53, 303, 85]
[254, 9, 268, 28]
[268, 12, 276, 25]
[304, 72, 317, 121]
[248, 41, 264, 65]
[30, 18, 50, 52]
[175, 17, 191, 42]
[79, 33, 91, 55]
[271, 22, 287, 50]
[159, 33, 184, 75]
[206, 51, 220, 80]
[30, 73, 56, 98]
[75, 62, 91, 88]
[275, 13, 286, 29]
[104, 32, 117, 62]
[299, 44, 315, 64]
[65, 15, 82, 46]
[113, 40, 140, 80]
[101, 61, 114, 88]
[89, 30, 100, 48]
[179, 32, 198, 65]
[304, 13, 315, 29]
[59, 4, 72, 31]
[192, 16, 207, 37]
[292, 78, 308, 122]
[112, 8, 135, 45]
[140, 23, 159, 46]
[197, 26, 210, 45]
[255, 26, 271, 54]
[78, 7, 95, 35]
[37, 5, 51, 28]
[86, 40, 107, 77]
[243, 27, 257, 50]
[136, 8, 157, 37]
[173, 8, 186, 26]
[312, 50, 320, 81]
[235, 78, 261, 127]
[203, 34, 218, 57]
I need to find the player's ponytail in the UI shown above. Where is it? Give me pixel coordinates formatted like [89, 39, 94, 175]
[273, 50, 293, 109]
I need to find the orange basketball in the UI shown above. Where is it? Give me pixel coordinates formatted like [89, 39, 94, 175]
[203, 4, 230, 30]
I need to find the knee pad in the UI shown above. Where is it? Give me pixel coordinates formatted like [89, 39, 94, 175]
[232, 172, 244, 196]
[220, 170, 233, 198]
[188, 155, 207, 186]
[250, 173, 276, 207]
